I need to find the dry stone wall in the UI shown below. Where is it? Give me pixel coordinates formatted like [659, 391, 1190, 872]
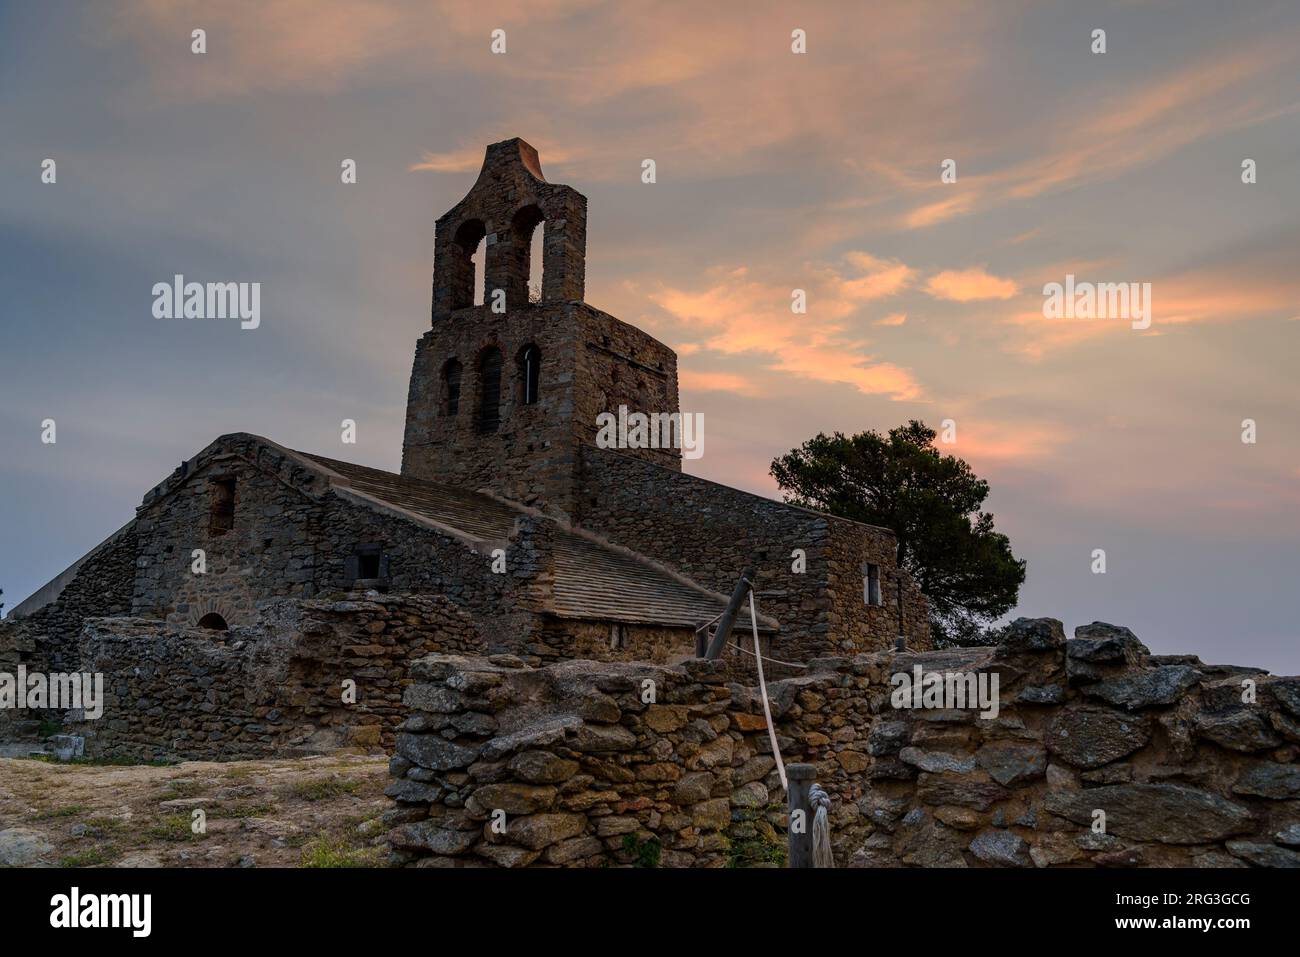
[63, 595, 488, 761]
[385, 619, 1300, 868]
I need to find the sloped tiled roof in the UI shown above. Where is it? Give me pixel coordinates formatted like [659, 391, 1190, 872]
[301, 452, 775, 632]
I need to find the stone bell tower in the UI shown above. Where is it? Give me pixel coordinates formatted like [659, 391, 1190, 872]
[401, 138, 681, 520]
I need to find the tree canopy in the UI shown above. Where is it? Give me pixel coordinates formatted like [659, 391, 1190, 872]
[770, 420, 1025, 645]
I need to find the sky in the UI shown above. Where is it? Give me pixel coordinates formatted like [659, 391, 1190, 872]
[1, 0, 1298, 672]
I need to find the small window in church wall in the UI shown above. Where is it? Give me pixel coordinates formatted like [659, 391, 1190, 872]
[520, 344, 541, 405]
[864, 563, 882, 606]
[478, 347, 503, 433]
[209, 478, 236, 536]
[345, 543, 388, 590]
[444, 359, 462, 416]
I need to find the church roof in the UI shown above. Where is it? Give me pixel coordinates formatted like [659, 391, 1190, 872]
[303, 453, 776, 633]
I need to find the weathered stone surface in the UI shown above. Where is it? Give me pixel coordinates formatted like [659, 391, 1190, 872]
[1225, 841, 1300, 868]
[691, 798, 731, 829]
[1017, 684, 1065, 705]
[731, 781, 770, 809]
[1029, 834, 1083, 867]
[545, 835, 604, 864]
[1070, 623, 1150, 661]
[899, 747, 976, 774]
[969, 828, 1032, 867]
[835, 750, 870, 773]
[934, 806, 982, 830]
[395, 732, 480, 771]
[1195, 711, 1280, 752]
[0, 828, 53, 866]
[976, 743, 1047, 786]
[1274, 824, 1300, 846]
[916, 771, 1009, 811]
[594, 815, 640, 837]
[507, 750, 579, 784]
[480, 716, 582, 761]
[475, 844, 540, 867]
[402, 683, 464, 714]
[384, 779, 444, 803]
[508, 813, 586, 850]
[1045, 707, 1150, 768]
[672, 771, 716, 805]
[466, 783, 558, 815]
[999, 617, 1066, 652]
[1083, 667, 1200, 710]
[571, 723, 638, 752]
[391, 820, 477, 855]
[1232, 762, 1300, 800]
[643, 705, 689, 733]
[1270, 678, 1300, 717]
[867, 720, 910, 756]
[1044, 784, 1254, 844]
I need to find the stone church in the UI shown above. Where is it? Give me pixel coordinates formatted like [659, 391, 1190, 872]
[3, 138, 927, 759]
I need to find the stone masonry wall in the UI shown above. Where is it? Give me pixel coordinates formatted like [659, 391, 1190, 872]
[125, 435, 538, 645]
[402, 301, 679, 520]
[385, 619, 1300, 868]
[575, 446, 930, 660]
[66, 595, 489, 761]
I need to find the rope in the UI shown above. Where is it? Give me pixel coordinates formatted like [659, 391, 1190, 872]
[809, 783, 835, 868]
[728, 638, 809, 670]
[749, 586, 787, 793]
[735, 580, 834, 867]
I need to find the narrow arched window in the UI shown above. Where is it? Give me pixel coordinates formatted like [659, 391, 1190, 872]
[520, 344, 541, 405]
[448, 219, 487, 310]
[511, 205, 545, 305]
[478, 347, 503, 433]
[443, 359, 462, 416]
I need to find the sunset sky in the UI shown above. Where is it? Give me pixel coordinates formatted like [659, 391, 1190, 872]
[2, 0, 1298, 671]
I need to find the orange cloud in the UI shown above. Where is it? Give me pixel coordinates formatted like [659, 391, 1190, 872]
[649, 261, 923, 401]
[927, 267, 1018, 302]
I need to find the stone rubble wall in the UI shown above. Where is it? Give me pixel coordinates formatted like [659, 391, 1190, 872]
[62, 595, 489, 761]
[385, 619, 1300, 868]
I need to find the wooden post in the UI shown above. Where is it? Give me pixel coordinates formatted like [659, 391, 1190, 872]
[704, 567, 755, 660]
[694, 622, 708, 658]
[786, 763, 815, 868]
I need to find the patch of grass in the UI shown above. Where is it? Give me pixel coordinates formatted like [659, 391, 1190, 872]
[300, 835, 370, 868]
[727, 835, 787, 868]
[60, 847, 120, 868]
[28, 804, 87, 821]
[161, 778, 208, 797]
[621, 833, 662, 868]
[222, 766, 254, 780]
[287, 777, 362, 802]
[38, 718, 65, 739]
[85, 816, 129, 834]
[148, 813, 207, 843]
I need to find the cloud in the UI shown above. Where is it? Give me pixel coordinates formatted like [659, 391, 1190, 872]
[876, 312, 908, 327]
[648, 259, 923, 400]
[678, 370, 759, 397]
[926, 267, 1018, 302]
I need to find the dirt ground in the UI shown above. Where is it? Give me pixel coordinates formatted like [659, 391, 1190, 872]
[0, 753, 391, 868]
